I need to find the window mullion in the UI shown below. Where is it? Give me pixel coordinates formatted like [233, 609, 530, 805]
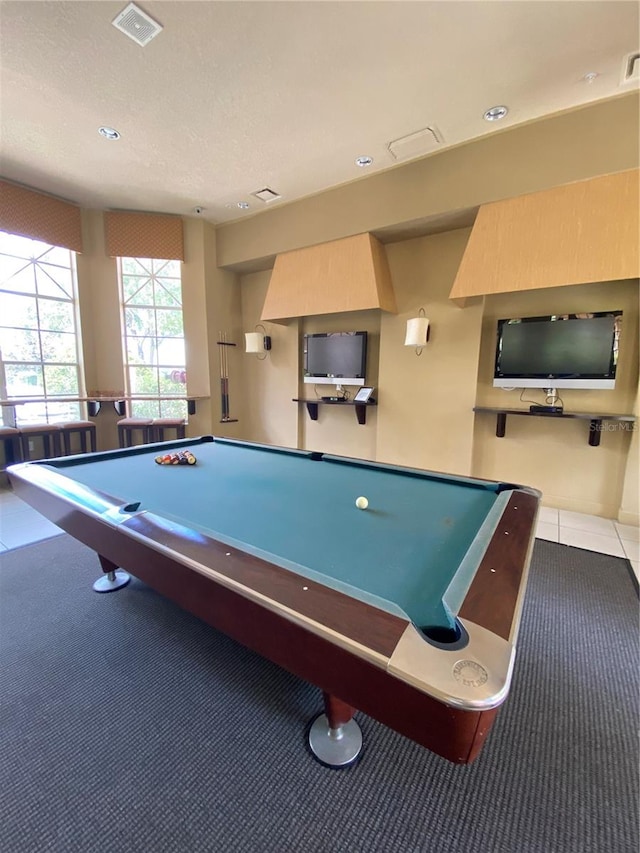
[34, 293, 45, 382]
[154, 282, 160, 397]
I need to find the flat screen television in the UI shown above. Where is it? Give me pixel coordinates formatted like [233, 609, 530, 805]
[304, 331, 367, 386]
[493, 311, 622, 390]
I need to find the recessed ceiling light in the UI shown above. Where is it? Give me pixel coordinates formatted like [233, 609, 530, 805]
[483, 106, 509, 122]
[237, 201, 250, 209]
[98, 126, 120, 140]
[355, 156, 373, 167]
[583, 71, 598, 83]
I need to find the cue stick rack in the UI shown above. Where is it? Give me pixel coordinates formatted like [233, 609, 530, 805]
[217, 332, 238, 423]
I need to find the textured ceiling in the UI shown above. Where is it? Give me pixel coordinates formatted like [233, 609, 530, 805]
[1, 1, 638, 225]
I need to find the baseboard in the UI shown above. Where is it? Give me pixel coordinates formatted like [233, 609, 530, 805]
[542, 496, 620, 520]
[617, 510, 640, 527]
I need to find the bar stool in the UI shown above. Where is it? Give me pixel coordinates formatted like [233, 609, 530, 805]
[18, 424, 62, 460]
[151, 418, 187, 442]
[59, 420, 98, 455]
[0, 427, 22, 468]
[117, 417, 153, 448]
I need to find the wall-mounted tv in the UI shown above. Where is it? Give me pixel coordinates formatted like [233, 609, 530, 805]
[493, 311, 622, 390]
[304, 331, 367, 386]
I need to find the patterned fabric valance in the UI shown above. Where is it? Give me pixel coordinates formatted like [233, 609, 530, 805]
[0, 180, 83, 252]
[104, 211, 184, 261]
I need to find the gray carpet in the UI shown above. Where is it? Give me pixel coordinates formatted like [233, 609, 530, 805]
[0, 535, 638, 853]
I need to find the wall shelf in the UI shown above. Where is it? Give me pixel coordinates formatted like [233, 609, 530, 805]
[473, 407, 636, 447]
[293, 398, 377, 426]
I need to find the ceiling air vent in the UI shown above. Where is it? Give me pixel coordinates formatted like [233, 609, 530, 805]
[621, 51, 640, 85]
[251, 188, 282, 203]
[387, 126, 443, 161]
[112, 3, 163, 47]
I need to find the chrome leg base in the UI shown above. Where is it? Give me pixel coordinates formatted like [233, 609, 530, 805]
[307, 712, 363, 769]
[93, 569, 131, 593]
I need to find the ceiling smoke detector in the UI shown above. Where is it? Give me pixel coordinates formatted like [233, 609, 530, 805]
[112, 3, 163, 47]
[251, 188, 282, 203]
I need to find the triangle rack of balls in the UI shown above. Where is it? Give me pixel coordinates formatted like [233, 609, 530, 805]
[155, 451, 197, 466]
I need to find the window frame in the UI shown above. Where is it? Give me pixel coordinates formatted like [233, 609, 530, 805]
[118, 256, 187, 420]
[0, 231, 85, 426]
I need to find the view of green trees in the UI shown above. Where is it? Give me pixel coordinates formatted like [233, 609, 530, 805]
[121, 258, 187, 419]
[0, 234, 81, 425]
[0, 238, 188, 426]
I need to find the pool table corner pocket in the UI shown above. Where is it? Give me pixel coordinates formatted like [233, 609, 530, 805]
[387, 621, 514, 711]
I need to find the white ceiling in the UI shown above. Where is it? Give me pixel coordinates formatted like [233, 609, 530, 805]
[1, 1, 638, 226]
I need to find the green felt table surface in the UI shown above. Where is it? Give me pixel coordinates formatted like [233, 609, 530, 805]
[47, 438, 505, 632]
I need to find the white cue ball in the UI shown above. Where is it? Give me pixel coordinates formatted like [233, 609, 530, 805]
[355, 496, 369, 510]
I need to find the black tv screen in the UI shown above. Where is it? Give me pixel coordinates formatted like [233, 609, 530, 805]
[494, 312, 622, 390]
[304, 331, 367, 382]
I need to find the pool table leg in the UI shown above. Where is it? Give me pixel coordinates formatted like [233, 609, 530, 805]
[307, 692, 363, 769]
[92, 555, 131, 594]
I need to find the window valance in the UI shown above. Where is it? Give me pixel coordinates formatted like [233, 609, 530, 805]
[0, 180, 83, 252]
[104, 211, 184, 261]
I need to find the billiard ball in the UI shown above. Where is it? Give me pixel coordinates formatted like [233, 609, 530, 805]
[355, 496, 369, 510]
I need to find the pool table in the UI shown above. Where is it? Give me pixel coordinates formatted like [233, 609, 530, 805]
[8, 436, 540, 768]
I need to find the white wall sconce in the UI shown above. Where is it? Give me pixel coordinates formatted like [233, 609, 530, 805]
[404, 308, 430, 355]
[245, 324, 272, 360]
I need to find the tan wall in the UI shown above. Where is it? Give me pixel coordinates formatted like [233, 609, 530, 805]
[237, 271, 381, 458]
[237, 230, 484, 474]
[377, 230, 483, 475]
[237, 232, 638, 521]
[300, 310, 380, 459]
[223, 97, 639, 521]
[217, 94, 639, 269]
[238, 270, 299, 449]
[619, 380, 639, 526]
[197, 219, 242, 436]
[473, 281, 639, 517]
[73, 213, 220, 450]
[76, 210, 125, 450]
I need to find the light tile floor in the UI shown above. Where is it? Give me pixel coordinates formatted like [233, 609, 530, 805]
[1, 487, 638, 584]
[0, 487, 63, 552]
[534, 506, 638, 582]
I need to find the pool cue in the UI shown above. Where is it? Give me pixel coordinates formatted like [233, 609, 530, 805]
[217, 332, 237, 423]
[219, 331, 228, 420]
